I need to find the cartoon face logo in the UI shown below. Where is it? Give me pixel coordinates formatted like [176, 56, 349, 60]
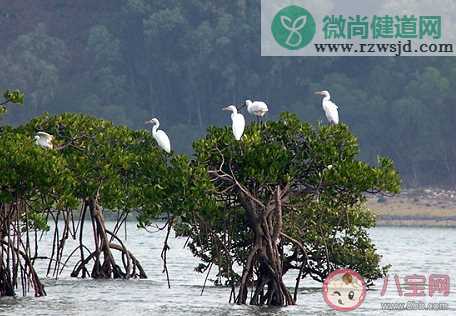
[323, 269, 367, 311]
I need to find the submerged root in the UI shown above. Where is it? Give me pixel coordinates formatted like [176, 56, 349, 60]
[0, 241, 46, 297]
[1, 202, 46, 297]
[68, 198, 146, 280]
[0, 259, 15, 297]
[236, 243, 294, 306]
[236, 186, 294, 306]
[70, 242, 146, 279]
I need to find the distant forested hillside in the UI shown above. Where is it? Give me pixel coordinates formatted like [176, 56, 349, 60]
[0, 0, 455, 187]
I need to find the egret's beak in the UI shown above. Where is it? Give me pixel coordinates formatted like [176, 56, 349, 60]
[222, 107, 229, 111]
[315, 91, 323, 96]
[145, 120, 152, 124]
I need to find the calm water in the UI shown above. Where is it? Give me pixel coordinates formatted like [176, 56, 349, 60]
[0, 224, 454, 316]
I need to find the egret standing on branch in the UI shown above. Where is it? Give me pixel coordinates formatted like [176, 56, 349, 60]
[315, 90, 339, 125]
[145, 118, 171, 153]
[34, 131, 54, 149]
[244, 99, 269, 122]
[222, 105, 245, 141]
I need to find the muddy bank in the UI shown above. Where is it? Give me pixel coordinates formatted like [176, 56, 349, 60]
[368, 188, 456, 227]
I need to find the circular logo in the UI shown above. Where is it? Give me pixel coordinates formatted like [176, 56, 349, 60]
[271, 5, 316, 50]
[323, 269, 367, 312]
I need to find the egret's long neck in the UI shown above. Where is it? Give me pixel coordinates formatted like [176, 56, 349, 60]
[231, 108, 238, 115]
[323, 94, 331, 102]
[152, 123, 159, 134]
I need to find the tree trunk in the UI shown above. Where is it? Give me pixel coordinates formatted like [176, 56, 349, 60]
[0, 208, 14, 297]
[0, 203, 45, 297]
[88, 198, 124, 279]
[0, 254, 15, 297]
[236, 186, 294, 306]
[71, 198, 146, 280]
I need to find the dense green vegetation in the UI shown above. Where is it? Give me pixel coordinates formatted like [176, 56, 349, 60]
[0, 0, 453, 186]
[1, 99, 400, 305]
[19, 113, 166, 279]
[1, 107, 167, 295]
[137, 113, 399, 305]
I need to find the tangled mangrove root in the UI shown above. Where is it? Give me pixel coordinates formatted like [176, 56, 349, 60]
[1, 203, 46, 297]
[66, 198, 146, 279]
[235, 186, 294, 306]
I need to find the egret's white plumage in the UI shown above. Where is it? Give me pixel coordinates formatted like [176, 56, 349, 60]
[316, 90, 339, 124]
[34, 131, 54, 149]
[145, 118, 171, 153]
[223, 105, 245, 141]
[245, 100, 269, 118]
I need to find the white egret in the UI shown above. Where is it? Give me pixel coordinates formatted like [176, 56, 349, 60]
[315, 90, 339, 124]
[34, 131, 54, 149]
[145, 118, 171, 153]
[244, 100, 269, 121]
[222, 105, 245, 141]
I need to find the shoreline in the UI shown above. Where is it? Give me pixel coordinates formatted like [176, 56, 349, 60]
[105, 189, 456, 228]
[368, 188, 456, 228]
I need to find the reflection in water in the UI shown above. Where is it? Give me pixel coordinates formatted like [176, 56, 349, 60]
[0, 224, 455, 316]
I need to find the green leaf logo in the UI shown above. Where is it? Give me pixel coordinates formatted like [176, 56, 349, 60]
[271, 5, 316, 50]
